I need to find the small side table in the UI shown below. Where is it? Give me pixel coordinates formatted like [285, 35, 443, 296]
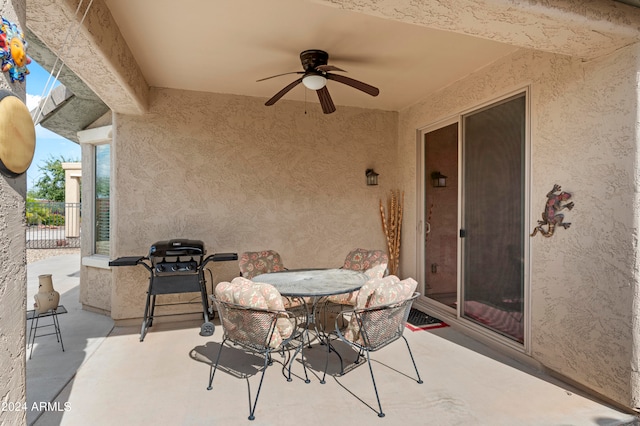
[26, 305, 67, 359]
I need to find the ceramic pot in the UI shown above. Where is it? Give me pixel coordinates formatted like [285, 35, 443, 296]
[34, 274, 59, 314]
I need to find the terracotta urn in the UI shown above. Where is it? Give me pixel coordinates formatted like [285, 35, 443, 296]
[33, 274, 60, 314]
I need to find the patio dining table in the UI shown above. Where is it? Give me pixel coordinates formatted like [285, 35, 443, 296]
[252, 268, 367, 298]
[252, 268, 368, 382]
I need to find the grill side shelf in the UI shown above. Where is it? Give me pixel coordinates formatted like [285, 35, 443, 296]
[109, 256, 145, 267]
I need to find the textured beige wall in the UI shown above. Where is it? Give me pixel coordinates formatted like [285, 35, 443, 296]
[0, 4, 27, 425]
[109, 88, 397, 320]
[398, 46, 639, 407]
[80, 266, 112, 314]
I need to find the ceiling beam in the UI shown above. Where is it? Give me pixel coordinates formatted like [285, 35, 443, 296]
[26, 0, 149, 115]
[25, 28, 110, 141]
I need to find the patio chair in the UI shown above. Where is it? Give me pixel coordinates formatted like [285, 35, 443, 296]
[238, 249, 287, 279]
[323, 279, 422, 417]
[324, 248, 389, 308]
[342, 248, 389, 274]
[239, 249, 306, 316]
[208, 277, 304, 421]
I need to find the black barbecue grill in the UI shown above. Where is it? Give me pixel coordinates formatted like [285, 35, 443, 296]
[109, 239, 237, 341]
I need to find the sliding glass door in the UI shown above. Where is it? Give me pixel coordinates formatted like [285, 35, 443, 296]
[461, 93, 526, 343]
[423, 91, 527, 344]
[424, 123, 458, 308]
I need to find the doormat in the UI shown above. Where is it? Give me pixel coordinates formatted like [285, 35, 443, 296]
[406, 308, 448, 331]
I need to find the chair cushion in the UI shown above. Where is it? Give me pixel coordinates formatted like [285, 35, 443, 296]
[342, 276, 418, 344]
[342, 248, 388, 272]
[364, 263, 387, 279]
[215, 277, 293, 347]
[238, 250, 286, 279]
[357, 276, 418, 308]
[325, 291, 358, 306]
[325, 261, 389, 306]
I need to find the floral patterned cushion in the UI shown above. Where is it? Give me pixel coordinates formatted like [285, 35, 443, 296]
[342, 248, 388, 272]
[357, 276, 417, 308]
[326, 250, 388, 306]
[343, 276, 418, 343]
[326, 291, 357, 306]
[214, 277, 293, 348]
[364, 263, 387, 279]
[238, 250, 286, 279]
[326, 263, 388, 306]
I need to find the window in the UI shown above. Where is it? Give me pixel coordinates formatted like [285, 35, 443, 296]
[94, 144, 110, 255]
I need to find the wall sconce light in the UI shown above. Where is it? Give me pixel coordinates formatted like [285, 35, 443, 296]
[431, 171, 447, 188]
[366, 169, 379, 186]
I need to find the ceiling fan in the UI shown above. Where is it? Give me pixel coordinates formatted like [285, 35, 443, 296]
[258, 49, 379, 114]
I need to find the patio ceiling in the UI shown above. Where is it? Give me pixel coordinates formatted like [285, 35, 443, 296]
[101, 0, 517, 112]
[26, 0, 640, 117]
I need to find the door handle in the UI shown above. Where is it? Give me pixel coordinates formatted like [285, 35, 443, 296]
[426, 222, 431, 236]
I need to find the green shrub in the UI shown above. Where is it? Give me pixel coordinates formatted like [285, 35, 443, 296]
[25, 202, 65, 226]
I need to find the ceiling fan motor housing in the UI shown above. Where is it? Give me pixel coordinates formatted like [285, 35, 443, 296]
[300, 49, 328, 72]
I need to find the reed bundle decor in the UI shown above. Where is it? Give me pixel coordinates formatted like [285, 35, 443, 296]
[380, 190, 404, 276]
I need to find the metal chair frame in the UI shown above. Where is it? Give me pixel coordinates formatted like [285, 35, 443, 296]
[323, 292, 423, 417]
[207, 297, 304, 421]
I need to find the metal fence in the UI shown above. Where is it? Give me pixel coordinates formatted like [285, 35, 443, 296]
[26, 201, 81, 249]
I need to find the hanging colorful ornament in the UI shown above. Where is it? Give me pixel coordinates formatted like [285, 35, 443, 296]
[0, 16, 31, 83]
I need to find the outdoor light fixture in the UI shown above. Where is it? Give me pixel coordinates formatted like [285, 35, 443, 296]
[431, 171, 447, 188]
[302, 74, 327, 90]
[366, 169, 379, 186]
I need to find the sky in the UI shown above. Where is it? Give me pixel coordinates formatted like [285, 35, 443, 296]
[25, 60, 81, 191]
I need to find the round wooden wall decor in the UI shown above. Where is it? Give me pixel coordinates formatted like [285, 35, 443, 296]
[0, 89, 35, 178]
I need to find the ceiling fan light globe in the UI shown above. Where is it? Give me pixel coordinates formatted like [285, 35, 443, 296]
[302, 75, 327, 90]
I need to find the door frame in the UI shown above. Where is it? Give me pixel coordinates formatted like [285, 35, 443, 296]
[414, 86, 532, 354]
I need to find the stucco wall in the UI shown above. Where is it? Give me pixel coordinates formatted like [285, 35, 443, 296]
[0, 151, 27, 424]
[80, 266, 111, 313]
[531, 46, 638, 407]
[109, 89, 397, 320]
[0, 4, 27, 425]
[398, 46, 639, 407]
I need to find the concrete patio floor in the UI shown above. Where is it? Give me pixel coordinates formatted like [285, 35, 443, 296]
[26, 253, 639, 425]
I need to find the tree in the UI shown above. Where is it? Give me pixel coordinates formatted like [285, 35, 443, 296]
[28, 155, 77, 202]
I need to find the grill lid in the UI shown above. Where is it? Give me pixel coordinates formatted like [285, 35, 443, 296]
[149, 239, 205, 257]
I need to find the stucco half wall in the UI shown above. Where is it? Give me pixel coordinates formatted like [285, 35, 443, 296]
[398, 46, 640, 409]
[105, 89, 397, 320]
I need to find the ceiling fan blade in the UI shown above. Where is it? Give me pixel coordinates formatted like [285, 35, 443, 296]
[316, 65, 345, 73]
[257, 71, 303, 82]
[326, 73, 380, 97]
[265, 78, 303, 106]
[316, 86, 336, 114]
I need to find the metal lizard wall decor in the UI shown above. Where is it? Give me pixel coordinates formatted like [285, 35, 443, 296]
[530, 184, 574, 238]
